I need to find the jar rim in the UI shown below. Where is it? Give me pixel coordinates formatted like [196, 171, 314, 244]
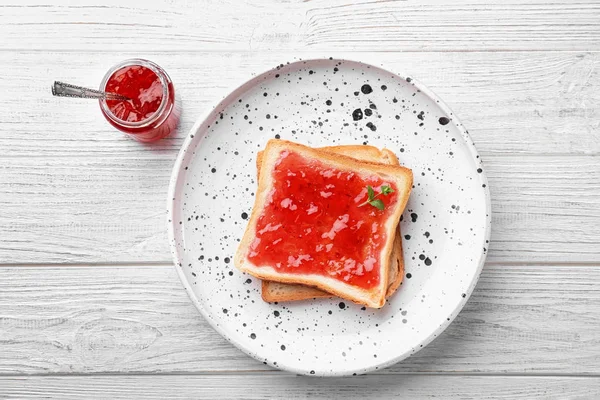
[99, 58, 169, 128]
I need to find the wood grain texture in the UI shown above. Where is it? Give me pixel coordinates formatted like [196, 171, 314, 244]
[2, 0, 599, 396]
[1, 51, 599, 157]
[1, 50, 599, 264]
[0, 156, 173, 264]
[1, 154, 598, 264]
[1, 264, 599, 375]
[0, 264, 261, 374]
[1, 375, 599, 399]
[1, 0, 600, 52]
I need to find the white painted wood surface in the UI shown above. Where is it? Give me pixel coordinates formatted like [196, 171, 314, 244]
[1, 264, 600, 375]
[1, 375, 599, 399]
[1, 0, 599, 398]
[2, 0, 600, 52]
[1, 52, 599, 264]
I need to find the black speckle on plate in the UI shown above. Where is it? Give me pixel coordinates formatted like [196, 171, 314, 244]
[352, 108, 363, 121]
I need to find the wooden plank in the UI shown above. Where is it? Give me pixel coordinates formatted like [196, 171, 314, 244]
[1, 1, 600, 52]
[0, 264, 262, 374]
[0, 375, 599, 399]
[0, 156, 173, 264]
[1, 154, 598, 264]
[488, 154, 600, 263]
[1, 51, 599, 157]
[1, 264, 599, 375]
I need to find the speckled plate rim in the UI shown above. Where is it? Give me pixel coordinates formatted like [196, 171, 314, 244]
[167, 57, 492, 377]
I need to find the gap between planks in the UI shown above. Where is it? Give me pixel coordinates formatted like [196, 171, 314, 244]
[0, 152, 596, 160]
[1, 262, 599, 268]
[1, 371, 600, 378]
[1, 49, 600, 54]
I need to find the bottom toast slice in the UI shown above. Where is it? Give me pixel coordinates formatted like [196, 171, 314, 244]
[257, 145, 405, 302]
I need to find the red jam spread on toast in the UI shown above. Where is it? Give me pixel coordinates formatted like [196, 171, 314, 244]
[248, 150, 399, 289]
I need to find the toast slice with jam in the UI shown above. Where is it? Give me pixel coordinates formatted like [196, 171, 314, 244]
[234, 139, 413, 308]
[256, 145, 405, 303]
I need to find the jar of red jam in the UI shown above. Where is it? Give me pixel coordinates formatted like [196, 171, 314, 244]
[99, 59, 179, 142]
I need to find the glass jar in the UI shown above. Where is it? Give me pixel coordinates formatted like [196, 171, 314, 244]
[99, 59, 179, 142]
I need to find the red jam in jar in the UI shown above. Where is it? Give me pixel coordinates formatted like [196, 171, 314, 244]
[99, 59, 179, 142]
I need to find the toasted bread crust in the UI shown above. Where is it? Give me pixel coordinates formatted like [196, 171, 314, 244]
[235, 139, 413, 308]
[258, 145, 405, 302]
[256, 145, 399, 175]
[386, 226, 404, 297]
[261, 280, 330, 302]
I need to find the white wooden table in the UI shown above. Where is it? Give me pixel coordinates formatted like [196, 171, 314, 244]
[1, 1, 599, 398]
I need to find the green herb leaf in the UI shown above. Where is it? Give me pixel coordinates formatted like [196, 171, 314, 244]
[359, 185, 391, 210]
[369, 199, 385, 210]
[381, 185, 394, 195]
[367, 185, 375, 201]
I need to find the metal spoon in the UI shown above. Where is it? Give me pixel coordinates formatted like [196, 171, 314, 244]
[51, 81, 130, 101]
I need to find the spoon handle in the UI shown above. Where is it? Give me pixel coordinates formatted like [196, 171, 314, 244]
[52, 81, 129, 101]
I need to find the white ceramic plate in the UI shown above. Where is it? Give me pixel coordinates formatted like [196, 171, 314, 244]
[168, 58, 491, 376]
